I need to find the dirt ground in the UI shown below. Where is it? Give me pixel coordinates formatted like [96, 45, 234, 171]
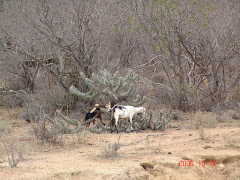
[0, 108, 240, 180]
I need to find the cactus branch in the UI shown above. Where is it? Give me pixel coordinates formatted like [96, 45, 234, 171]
[90, 125, 103, 134]
[70, 69, 146, 107]
[44, 111, 82, 134]
[97, 120, 111, 131]
[130, 96, 146, 107]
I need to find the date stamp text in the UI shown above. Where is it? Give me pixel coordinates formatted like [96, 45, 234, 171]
[179, 160, 216, 167]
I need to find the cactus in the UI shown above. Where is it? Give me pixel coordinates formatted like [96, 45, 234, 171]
[155, 113, 173, 131]
[90, 124, 103, 134]
[130, 112, 173, 131]
[97, 119, 111, 131]
[91, 119, 126, 133]
[44, 114, 68, 133]
[89, 111, 173, 133]
[144, 112, 153, 129]
[56, 110, 82, 134]
[70, 69, 145, 106]
[43, 109, 157, 134]
[134, 121, 140, 131]
[69, 69, 147, 133]
[90, 120, 112, 133]
[134, 112, 153, 131]
[44, 110, 82, 134]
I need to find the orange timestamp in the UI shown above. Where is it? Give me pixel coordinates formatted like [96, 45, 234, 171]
[179, 160, 216, 167]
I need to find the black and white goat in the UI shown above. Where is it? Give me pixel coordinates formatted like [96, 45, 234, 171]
[85, 102, 116, 127]
[85, 105, 103, 126]
[110, 105, 146, 132]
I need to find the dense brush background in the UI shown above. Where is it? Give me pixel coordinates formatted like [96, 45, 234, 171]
[0, 0, 239, 120]
[0, 2, 240, 179]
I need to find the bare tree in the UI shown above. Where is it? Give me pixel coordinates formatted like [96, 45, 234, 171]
[120, 0, 240, 110]
[0, 0, 239, 113]
[0, 0, 117, 111]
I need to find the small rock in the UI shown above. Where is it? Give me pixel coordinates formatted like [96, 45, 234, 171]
[203, 145, 212, 149]
[140, 162, 154, 171]
[218, 163, 225, 171]
[168, 152, 172, 154]
[126, 128, 132, 133]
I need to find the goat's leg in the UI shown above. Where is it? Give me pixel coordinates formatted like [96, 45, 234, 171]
[115, 116, 119, 133]
[98, 113, 105, 126]
[110, 117, 115, 133]
[130, 117, 133, 131]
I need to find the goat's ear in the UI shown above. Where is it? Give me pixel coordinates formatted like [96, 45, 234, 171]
[90, 107, 96, 113]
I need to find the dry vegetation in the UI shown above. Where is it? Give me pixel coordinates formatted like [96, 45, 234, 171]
[0, 108, 240, 180]
[0, 0, 240, 179]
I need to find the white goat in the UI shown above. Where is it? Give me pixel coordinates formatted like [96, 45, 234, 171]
[111, 105, 146, 132]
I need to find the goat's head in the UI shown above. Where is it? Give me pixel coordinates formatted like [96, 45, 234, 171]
[85, 105, 101, 121]
[89, 104, 100, 113]
[105, 101, 117, 111]
[105, 102, 112, 111]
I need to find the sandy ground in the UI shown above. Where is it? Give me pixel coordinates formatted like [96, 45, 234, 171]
[0, 108, 240, 180]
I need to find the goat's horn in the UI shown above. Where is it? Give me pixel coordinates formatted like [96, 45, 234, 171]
[90, 107, 97, 113]
[105, 102, 111, 110]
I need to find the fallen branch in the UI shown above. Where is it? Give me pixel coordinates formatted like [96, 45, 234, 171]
[119, 133, 166, 147]
[100, 133, 166, 157]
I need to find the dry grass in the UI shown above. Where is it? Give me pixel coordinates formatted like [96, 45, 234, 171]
[0, 142, 5, 161]
[65, 129, 90, 148]
[143, 139, 163, 154]
[198, 127, 210, 140]
[100, 143, 119, 158]
[75, 130, 90, 145]
[0, 121, 10, 134]
[189, 111, 218, 129]
[0, 135, 25, 168]
[152, 141, 162, 154]
[224, 135, 240, 148]
[0, 107, 240, 179]
[200, 154, 240, 163]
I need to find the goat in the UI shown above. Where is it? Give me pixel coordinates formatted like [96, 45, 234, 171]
[84, 102, 116, 127]
[110, 105, 146, 133]
[84, 105, 103, 127]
